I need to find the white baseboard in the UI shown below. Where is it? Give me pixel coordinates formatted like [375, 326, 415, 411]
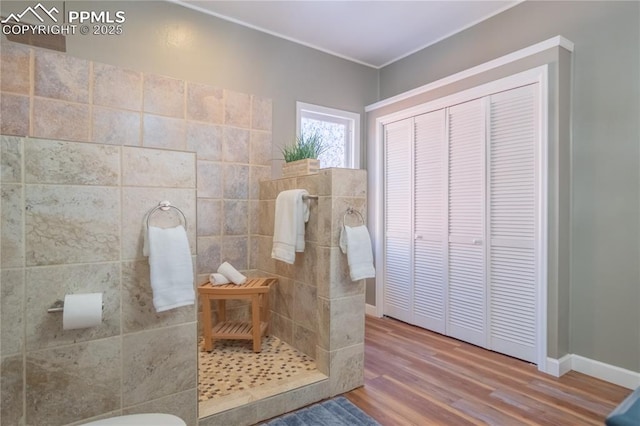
[546, 354, 640, 390]
[571, 355, 640, 390]
[365, 303, 381, 317]
[545, 354, 572, 377]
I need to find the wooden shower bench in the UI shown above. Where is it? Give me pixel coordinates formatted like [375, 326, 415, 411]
[198, 277, 277, 353]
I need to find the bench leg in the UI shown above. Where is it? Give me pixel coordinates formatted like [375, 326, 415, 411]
[262, 292, 270, 336]
[217, 300, 226, 322]
[202, 296, 213, 352]
[252, 294, 261, 352]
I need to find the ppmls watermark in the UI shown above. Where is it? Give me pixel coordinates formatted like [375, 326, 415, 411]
[1, 2, 126, 36]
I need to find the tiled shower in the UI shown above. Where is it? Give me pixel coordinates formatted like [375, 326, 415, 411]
[0, 39, 271, 426]
[1, 38, 366, 426]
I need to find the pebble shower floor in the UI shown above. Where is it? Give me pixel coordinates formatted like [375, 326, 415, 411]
[198, 336, 317, 401]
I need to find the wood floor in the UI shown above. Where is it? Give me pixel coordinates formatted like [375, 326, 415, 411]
[345, 315, 631, 426]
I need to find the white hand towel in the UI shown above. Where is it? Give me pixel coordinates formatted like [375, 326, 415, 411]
[217, 261, 247, 285]
[340, 224, 376, 281]
[271, 189, 309, 264]
[209, 273, 230, 285]
[147, 225, 195, 312]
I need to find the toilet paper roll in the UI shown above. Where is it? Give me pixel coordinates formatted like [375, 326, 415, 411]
[62, 293, 103, 330]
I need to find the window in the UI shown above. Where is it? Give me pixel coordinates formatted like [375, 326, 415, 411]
[296, 102, 360, 169]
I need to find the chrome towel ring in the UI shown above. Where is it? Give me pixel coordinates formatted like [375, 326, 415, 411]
[343, 207, 364, 226]
[146, 201, 187, 230]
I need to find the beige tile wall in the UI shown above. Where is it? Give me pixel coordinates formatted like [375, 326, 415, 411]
[0, 38, 272, 426]
[1, 135, 198, 426]
[254, 168, 367, 396]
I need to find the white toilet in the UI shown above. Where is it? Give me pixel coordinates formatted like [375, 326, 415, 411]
[80, 413, 186, 426]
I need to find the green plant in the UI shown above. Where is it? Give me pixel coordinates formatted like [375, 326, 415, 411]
[281, 132, 326, 162]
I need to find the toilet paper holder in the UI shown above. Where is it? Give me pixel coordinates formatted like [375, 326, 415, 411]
[47, 299, 104, 313]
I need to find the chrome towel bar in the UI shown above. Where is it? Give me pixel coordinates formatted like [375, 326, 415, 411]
[343, 207, 364, 226]
[146, 201, 187, 229]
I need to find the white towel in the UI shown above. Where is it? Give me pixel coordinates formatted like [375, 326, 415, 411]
[271, 189, 310, 264]
[340, 225, 376, 281]
[217, 261, 247, 285]
[147, 225, 195, 312]
[209, 273, 230, 285]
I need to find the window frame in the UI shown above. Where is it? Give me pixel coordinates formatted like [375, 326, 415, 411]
[296, 101, 361, 169]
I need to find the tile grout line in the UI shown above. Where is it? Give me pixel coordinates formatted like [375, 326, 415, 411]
[27, 45, 34, 138]
[118, 115, 125, 413]
[21, 126, 28, 425]
[21, 43, 33, 422]
[88, 61, 94, 143]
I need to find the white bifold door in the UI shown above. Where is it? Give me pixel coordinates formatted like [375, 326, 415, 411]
[383, 84, 540, 363]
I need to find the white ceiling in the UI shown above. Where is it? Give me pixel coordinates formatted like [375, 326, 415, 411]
[174, 1, 520, 68]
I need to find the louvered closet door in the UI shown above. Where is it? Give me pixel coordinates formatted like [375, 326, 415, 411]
[488, 84, 539, 363]
[383, 118, 413, 323]
[413, 110, 447, 333]
[447, 98, 486, 347]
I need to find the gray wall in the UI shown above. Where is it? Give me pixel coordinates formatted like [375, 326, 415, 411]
[377, 1, 640, 372]
[63, 1, 379, 174]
